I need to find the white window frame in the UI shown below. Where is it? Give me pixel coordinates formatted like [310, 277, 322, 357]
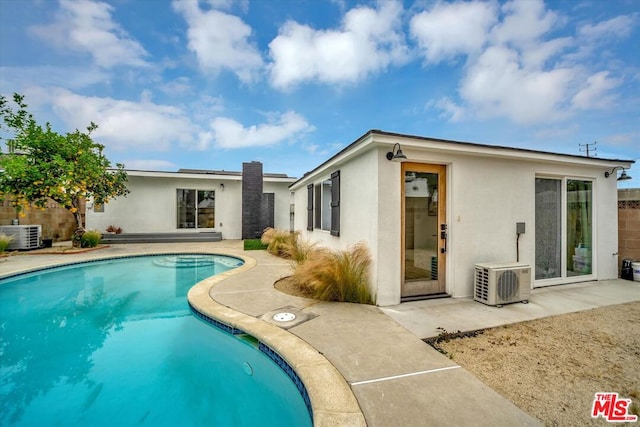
[534, 175, 596, 288]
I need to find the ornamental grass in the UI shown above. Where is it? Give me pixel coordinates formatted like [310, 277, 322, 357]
[0, 233, 13, 253]
[292, 242, 374, 305]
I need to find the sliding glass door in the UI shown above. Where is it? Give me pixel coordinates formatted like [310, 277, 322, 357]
[535, 179, 561, 279]
[177, 189, 215, 229]
[535, 178, 593, 284]
[566, 180, 593, 277]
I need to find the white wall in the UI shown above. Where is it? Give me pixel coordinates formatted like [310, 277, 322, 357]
[264, 181, 293, 231]
[86, 174, 293, 240]
[292, 137, 624, 306]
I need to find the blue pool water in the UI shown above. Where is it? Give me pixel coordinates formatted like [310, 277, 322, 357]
[0, 255, 312, 427]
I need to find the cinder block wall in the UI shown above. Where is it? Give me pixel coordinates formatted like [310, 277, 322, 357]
[0, 198, 83, 241]
[618, 188, 640, 270]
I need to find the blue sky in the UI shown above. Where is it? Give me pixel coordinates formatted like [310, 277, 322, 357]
[0, 0, 638, 186]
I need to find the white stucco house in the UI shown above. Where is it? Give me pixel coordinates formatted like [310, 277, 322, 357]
[289, 130, 634, 306]
[86, 162, 295, 240]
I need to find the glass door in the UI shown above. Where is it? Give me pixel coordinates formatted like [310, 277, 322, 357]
[402, 163, 446, 299]
[535, 177, 594, 285]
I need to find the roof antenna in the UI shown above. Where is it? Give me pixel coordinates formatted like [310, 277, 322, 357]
[579, 141, 597, 157]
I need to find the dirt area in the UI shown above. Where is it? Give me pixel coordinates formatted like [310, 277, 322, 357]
[432, 301, 640, 427]
[275, 275, 310, 297]
[276, 277, 640, 425]
[1, 242, 109, 256]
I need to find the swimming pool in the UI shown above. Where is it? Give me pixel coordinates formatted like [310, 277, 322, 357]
[0, 254, 312, 426]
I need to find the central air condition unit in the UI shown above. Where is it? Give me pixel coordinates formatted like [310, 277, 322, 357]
[474, 262, 531, 307]
[0, 225, 42, 250]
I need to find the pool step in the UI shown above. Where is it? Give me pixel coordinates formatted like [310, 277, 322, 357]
[100, 232, 222, 244]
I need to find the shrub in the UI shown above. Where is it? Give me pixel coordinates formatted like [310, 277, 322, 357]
[260, 228, 298, 258]
[292, 242, 374, 304]
[106, 225, 123, 234]
[0, 233, 13, 253]
[243, 239, 268, 250]
[260, 227, 316, 264]
[284, 238, 317, 265]
[81, 230, 102, 248]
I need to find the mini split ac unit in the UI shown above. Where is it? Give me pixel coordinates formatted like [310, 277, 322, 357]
[474, 262, 531, 307]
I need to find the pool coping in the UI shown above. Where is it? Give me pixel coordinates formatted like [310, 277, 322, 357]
[187, 252, 367, 426]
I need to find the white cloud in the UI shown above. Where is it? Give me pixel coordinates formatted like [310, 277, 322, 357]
[571, 71, 620, 110]
[459, 46, 573, 124]
[0, 65, 110, 92]
[605, 132, 640, 148]
[172, 0, 263, 83]
[203, 0, 249, 12]
[410, 1, 497, 63]
[268, 1, 408, 89]
[578, 14, 637, 41]
[418, 0, 629, 125]
[490, 0, 559, 47]
[158, 77, 194, 96]
[432, 97, 465, 122]
[38, 88, 197, 151]
[29, 0, 148, 68]
[209, 111, 315, 148]
[123, 159, 177, 171]
[519, 37, 573, 69]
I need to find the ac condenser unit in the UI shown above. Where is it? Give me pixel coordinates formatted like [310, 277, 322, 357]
[474, 262, 531, 306]
[0, 225, 42, 250]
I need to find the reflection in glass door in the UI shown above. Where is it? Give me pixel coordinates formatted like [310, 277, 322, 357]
[535, 177, 593, 284]
[402, 164, 446, 299]
[566, 180, 592, 277]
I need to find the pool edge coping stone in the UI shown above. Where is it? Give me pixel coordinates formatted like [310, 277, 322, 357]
[187, 251, 367, 427]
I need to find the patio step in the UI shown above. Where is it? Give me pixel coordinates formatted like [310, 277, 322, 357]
[100, 232, 222, 244]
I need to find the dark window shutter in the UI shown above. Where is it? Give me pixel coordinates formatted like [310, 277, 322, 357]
[307, 184, 313, 231]
[314, 184, 322, 229]
[330, 170, 340, 236]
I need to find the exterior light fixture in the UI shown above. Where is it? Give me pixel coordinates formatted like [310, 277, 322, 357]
[386, 143, 408, 162]
[220, 183, 225, 191]
[604, 167, 632, 181]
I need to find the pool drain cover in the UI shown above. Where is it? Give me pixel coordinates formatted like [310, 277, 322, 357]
[273, 312, 296, 322]
[260, 306, 317, 329]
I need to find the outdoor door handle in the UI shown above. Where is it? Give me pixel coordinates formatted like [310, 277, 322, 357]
[440, 224, 447, 253]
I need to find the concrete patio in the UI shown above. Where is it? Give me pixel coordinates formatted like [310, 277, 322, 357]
[2, 241, 639, 426]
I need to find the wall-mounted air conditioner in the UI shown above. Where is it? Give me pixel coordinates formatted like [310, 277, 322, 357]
[0, 225, 42, 250]
[474, 262, 531, 307]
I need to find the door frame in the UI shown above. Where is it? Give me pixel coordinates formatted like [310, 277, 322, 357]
[401, 162, 447, 298]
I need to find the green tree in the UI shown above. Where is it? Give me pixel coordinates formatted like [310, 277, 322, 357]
[0, 93, 129, 235]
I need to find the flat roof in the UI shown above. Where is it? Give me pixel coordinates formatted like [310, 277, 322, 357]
[291, 129, 635, 187]
[177, 168, 291, 179]
[116, 168, 295, 181]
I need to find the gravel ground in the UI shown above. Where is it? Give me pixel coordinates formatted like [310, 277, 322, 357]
[433, 301, 640, 427]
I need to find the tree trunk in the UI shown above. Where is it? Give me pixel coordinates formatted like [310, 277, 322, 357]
[73, 200, 84, 247]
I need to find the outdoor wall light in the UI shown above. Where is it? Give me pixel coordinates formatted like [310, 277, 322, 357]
[220, 183, 225, 191]
[386, 143, 408, 162]
[604, 167, 632, 181]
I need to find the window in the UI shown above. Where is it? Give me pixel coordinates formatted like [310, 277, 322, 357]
[177, 189, 215, 229]
[306, 171, 340, 236]
[535, 177, 593, 282]
[314, 179, 333, 232]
